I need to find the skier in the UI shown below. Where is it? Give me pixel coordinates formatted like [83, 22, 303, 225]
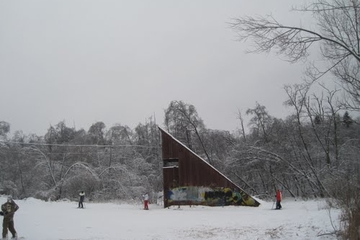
[78, 191, 85, 208]
[275, 189, 282, 209]
[142, 193, 149, 210]
[1, 196, 19, 239]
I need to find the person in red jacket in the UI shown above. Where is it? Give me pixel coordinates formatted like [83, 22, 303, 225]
[142, 193, 149, 210]
[275, 189, 282, 209]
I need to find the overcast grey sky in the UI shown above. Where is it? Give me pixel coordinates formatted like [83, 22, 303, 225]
[0, 0, 310, 136]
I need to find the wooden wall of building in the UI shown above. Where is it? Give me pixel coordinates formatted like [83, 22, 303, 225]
[159, 127, 260, 208]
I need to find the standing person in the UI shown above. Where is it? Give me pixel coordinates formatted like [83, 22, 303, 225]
[1, 196, 19, 239]
[142, 193, 149, 210]
[275, 189, 282, 209]
[78, 191, 85, 209]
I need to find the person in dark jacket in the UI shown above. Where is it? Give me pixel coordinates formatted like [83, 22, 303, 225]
[1, 196, 19, 239]
[78, 191, 85, 208]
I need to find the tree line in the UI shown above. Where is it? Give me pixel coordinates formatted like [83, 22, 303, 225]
[0, 119, 161, 202]
[0, 98, 358, 202]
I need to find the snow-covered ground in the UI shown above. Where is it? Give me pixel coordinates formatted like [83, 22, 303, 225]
[1, 196, 341, 240]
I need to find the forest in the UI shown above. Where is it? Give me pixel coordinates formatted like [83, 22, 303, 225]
[1, 98, 358, 203]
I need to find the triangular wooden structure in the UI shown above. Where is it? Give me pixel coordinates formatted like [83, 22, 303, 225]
[159, 127, 260, 208]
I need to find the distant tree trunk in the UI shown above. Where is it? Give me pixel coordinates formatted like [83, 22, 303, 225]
[237, 109, 247, 142]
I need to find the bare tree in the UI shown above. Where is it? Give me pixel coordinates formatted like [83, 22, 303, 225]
[230, 0, 360, 109]
[246, 102, 273, 143]
[164, 100, 212, 164]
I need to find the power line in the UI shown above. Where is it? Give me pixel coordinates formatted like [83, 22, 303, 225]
[0, 140, 160, 148]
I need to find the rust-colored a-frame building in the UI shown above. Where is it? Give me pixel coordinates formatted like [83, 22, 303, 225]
[159, 127, 260, 208]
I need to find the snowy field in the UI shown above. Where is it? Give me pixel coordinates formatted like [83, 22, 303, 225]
[1, 196, 341, 240]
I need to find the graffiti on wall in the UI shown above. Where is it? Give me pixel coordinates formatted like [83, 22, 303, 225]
[166, 186, 257, 206]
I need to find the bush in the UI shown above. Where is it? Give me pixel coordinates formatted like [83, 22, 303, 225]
[329, 177, 360, 240]
[0, 181, 19, 198]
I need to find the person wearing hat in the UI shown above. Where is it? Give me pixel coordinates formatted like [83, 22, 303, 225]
[1, 196, 19, 239]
